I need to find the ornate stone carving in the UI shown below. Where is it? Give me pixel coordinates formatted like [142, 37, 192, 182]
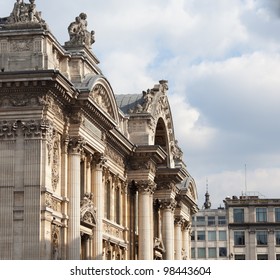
[171, 140, 183, 162]
[134, 179, 156, 194]
[0, 94, 41, 108]
[44, 193, 61, 212]
[51, 136, 60, 192]
[68, 137, 86, 154]
[91, 84, 114, 117]
[0, 120, 17, 138]
[80, 193, 96, 227]
[39, 95, 64, 121]
[93, 153, 107, 169]
[160, 198, 177, 211]
[1, 0, 46, 27]
[70, 111, 85, 125]
[51, 225, 60, 260]
[10, 39, 33, 52]
[65, 13, 95, 48]
[104, 146, 125, 168]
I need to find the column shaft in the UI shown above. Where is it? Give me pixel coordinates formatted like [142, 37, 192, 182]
[67, 151, 81, 259]
[93, 161, 104, 260]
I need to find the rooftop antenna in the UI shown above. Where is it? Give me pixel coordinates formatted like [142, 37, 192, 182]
[245, 164, 247, 195]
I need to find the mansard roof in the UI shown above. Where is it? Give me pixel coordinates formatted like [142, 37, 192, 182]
[115, 94, 143, 114]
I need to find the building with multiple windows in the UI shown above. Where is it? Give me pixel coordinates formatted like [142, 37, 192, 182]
[192, 192, 280, 260]
[0, 2, 198, 260]
[191, 191, 228, 260]
[224, 195, 280, 260]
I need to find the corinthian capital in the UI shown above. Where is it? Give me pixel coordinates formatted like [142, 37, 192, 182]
[160, 198, 177, 212]
[135, 180, 156, 194]
[68, 137, 86, 154]
[92, 152, 107, 169]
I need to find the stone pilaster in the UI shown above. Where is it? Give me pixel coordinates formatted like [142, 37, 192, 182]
[0, 138, 15, 259]
[67, 137, 85, 260]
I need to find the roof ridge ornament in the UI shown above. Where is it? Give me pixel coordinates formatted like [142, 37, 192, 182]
[0, 0, 47, 28]
[65, 13, 95, 49]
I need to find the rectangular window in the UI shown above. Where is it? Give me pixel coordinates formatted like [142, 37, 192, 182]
[191, 231, 195, 241]
[257, 254, 268, 260]
[208, 231, 216, 241]
[196, 216, 206, 226]
[256, 208, 267, 222]
[275, 231, 280, 245]
[233, 209, 244, 223]
[256, 231, 268, 245]
[275, 208, 280, 222]
[191, 248, 195, 259]
[219, 230, 227, 241]
[234, 231, 245, 246]
[219, 247, 227, 257]
[208, 248, 217, 258]
[197, 248, 206, 259]
[197, 231, 205, 241]
[234, 254, 246, 260]
[276, 254, 280, 260]
[218, 216, 226, 225]
[208, 216, 216, 226]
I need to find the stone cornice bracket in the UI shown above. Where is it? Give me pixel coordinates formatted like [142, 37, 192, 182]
[133, 179, 156, 195]
[159, 198, 177, 212]
[67, 136, 86, 154]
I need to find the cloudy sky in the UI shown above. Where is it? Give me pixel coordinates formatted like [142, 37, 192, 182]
[2, 0, 280, 208]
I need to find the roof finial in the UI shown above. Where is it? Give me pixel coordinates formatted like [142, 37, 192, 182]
[203, 178, 211, 209]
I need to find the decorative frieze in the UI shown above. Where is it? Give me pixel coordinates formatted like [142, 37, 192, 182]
[103, 219, 125, 241]
[105, 145, 125, 168]
[10, 39, 33, 52]
[44, 193, 61, 212]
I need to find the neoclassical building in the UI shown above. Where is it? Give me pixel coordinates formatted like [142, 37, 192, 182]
[0, 1, 198, 260]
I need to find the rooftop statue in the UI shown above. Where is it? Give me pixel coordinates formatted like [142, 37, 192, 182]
[65, 13, 95, 48]
[0, 0, 46, 28]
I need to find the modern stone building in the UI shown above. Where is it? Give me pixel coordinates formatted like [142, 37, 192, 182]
[0, 1, 198, 260]
[191, 192, 280, 260]
[224, 195, 280, 260]
[191, 191, 228, 260]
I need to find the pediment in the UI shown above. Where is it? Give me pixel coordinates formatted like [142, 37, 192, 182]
[77, 74, 120, 125]
[90, 83, 114, 118]
[80, 194, 97, 228]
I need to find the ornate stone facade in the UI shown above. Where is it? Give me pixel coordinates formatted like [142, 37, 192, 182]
[0, 1, 198, 260]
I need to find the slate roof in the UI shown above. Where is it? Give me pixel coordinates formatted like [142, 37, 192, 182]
[115, 94, 144, 114]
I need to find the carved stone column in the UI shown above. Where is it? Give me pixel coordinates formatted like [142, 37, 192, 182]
[174, 217, 183, 260]
[67, 137, 84, 260]
[161, 199, 176, 260]
[92, 154, 106, 260]
[137, 180, 156, 260]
